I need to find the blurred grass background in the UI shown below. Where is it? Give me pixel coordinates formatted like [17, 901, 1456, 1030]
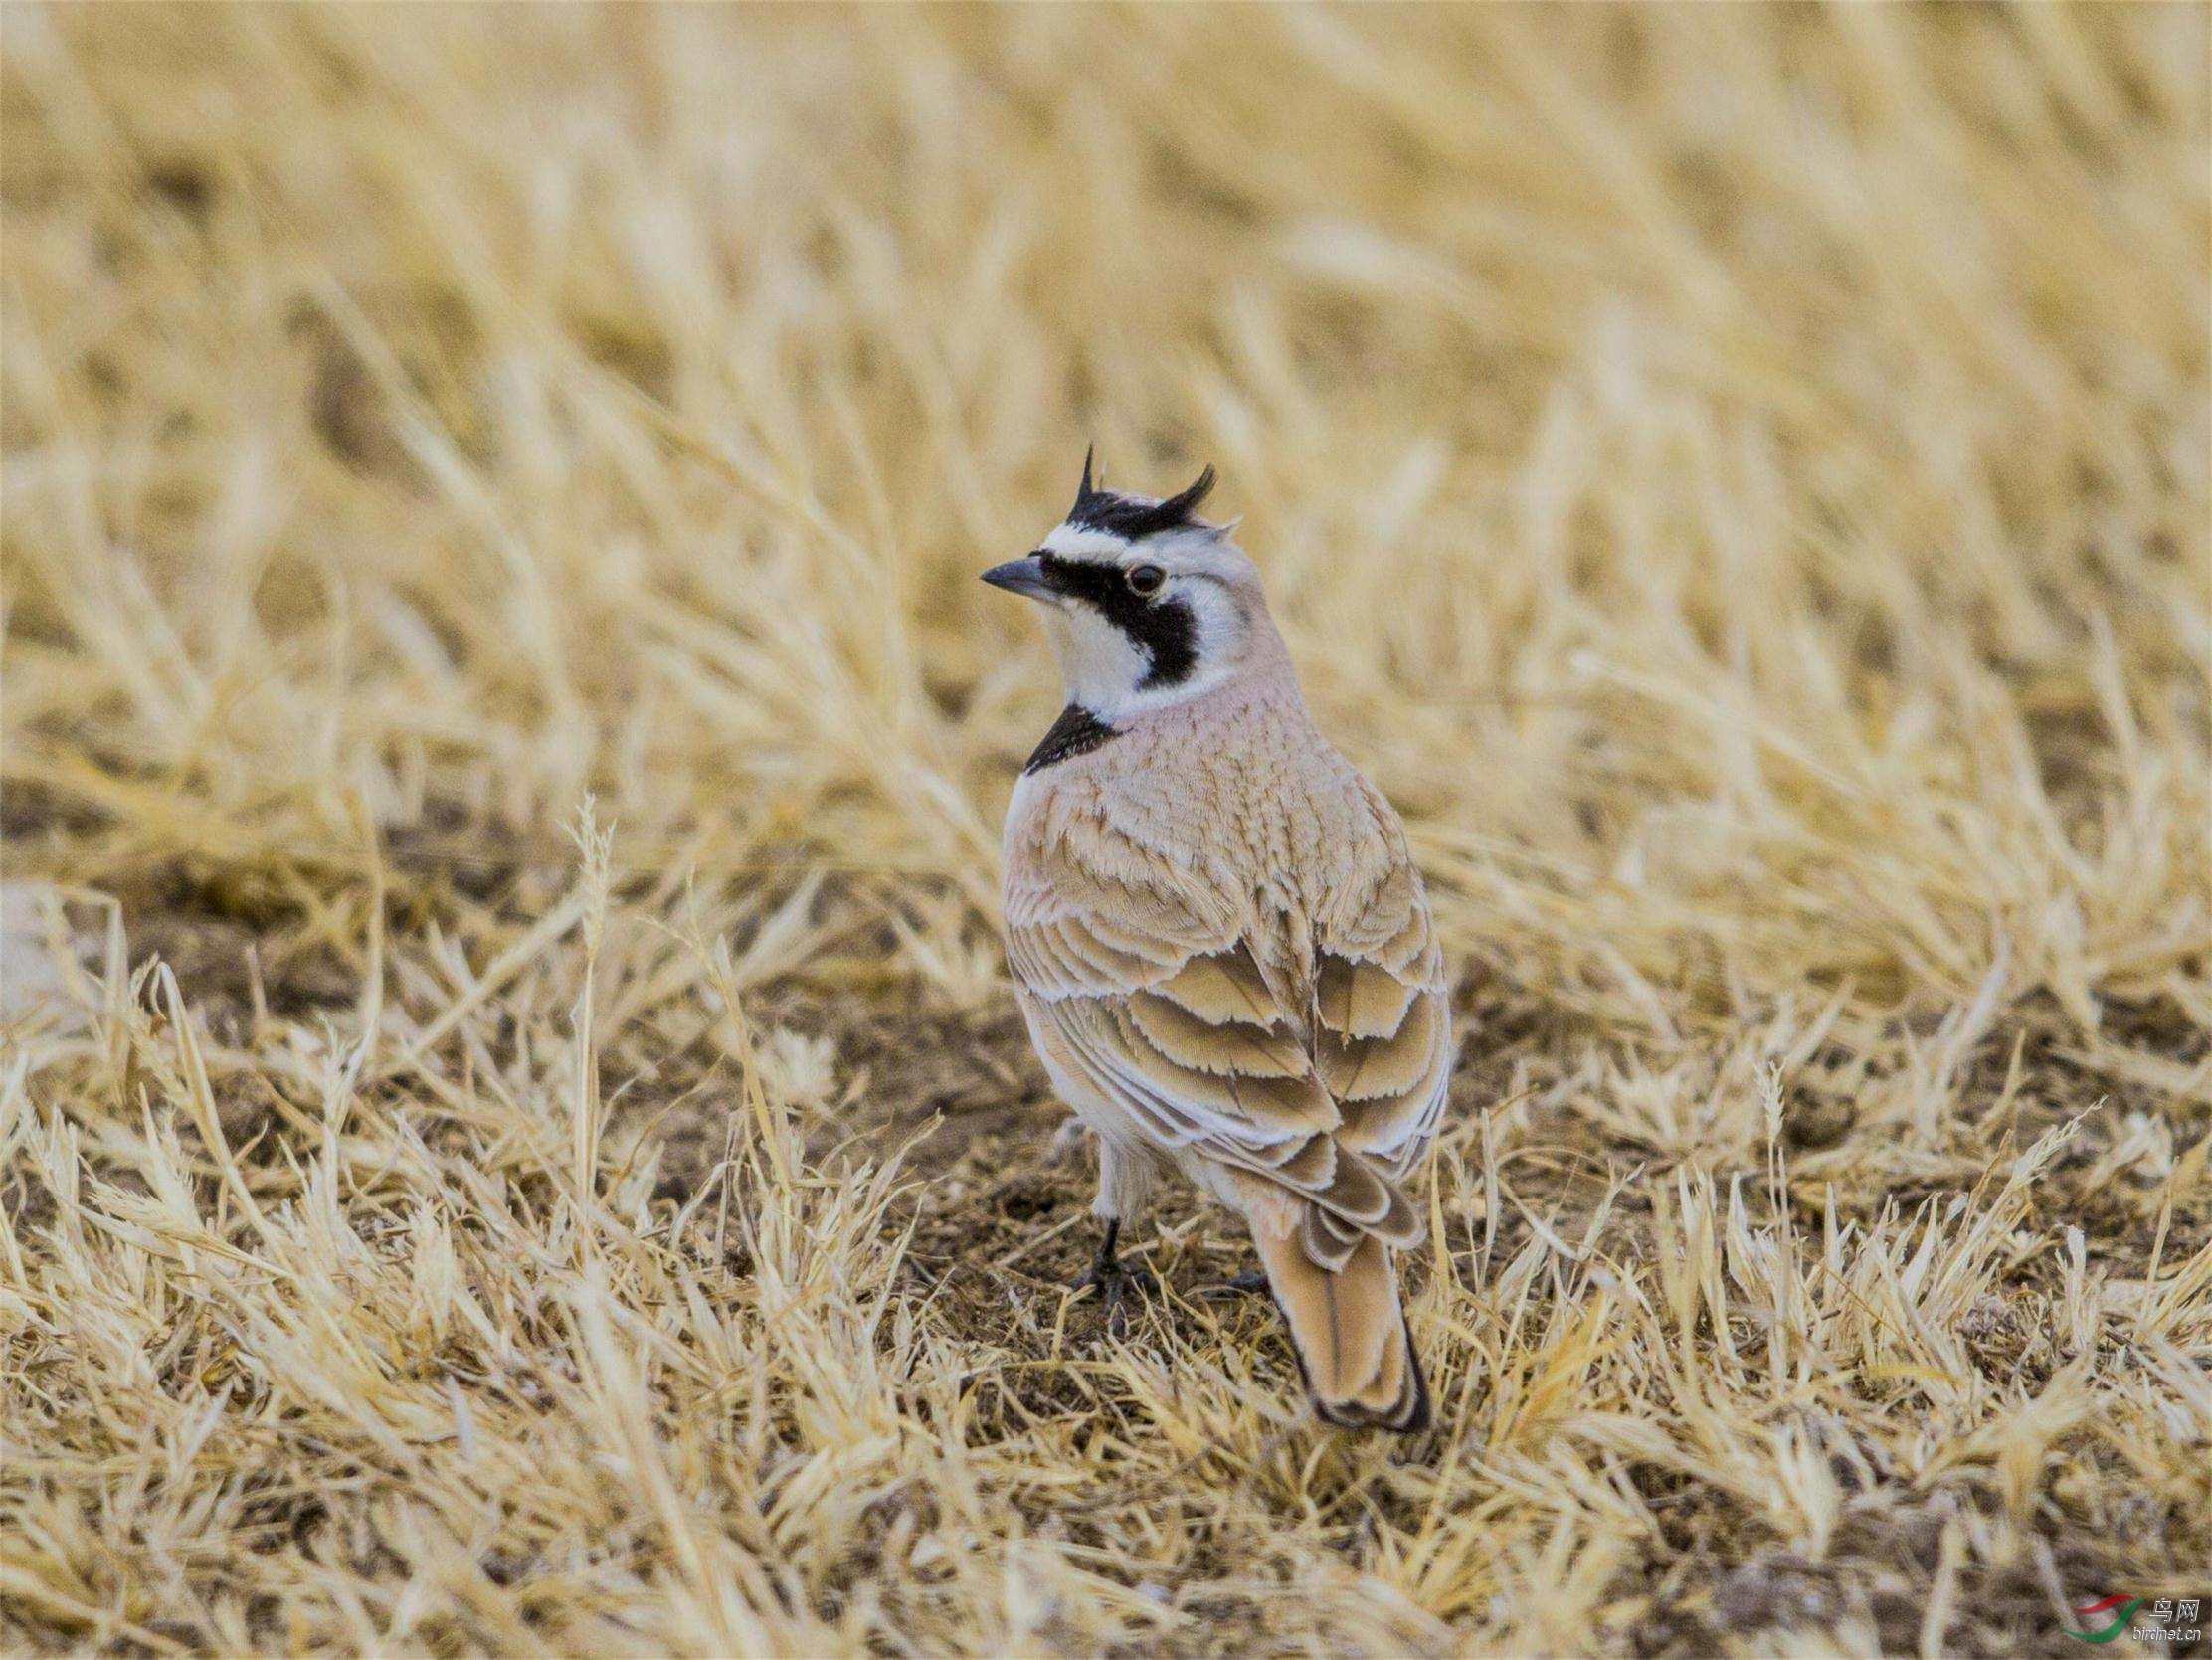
[2, 5, 2207, 1656]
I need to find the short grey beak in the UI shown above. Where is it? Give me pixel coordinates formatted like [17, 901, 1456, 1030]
[980, 555, 1056, 601]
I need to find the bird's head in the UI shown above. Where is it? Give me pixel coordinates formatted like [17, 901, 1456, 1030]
[982, 452, 1278, 721]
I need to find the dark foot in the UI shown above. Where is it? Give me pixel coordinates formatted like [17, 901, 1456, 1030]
[1198, 1269, 1271, 1301]
[1071, 1219, 1158, 1331]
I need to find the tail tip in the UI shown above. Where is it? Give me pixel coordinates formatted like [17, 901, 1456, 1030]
[1309, 1315, 1432, 1434]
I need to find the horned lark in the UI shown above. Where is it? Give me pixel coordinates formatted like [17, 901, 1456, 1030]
[983, 456, 1451, 1432]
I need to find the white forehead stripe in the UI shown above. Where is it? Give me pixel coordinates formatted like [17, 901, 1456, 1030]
[1039, 523, 1134, 560]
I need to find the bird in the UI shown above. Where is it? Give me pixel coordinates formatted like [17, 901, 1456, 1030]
[982, 452, 1453, 1432]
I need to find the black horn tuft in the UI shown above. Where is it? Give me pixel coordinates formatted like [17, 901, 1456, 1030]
[1065, 459, 1220, 541]
[1157, 464, 1216, 523]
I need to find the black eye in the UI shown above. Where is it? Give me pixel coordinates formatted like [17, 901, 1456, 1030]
[1125, 563, 1166, 597]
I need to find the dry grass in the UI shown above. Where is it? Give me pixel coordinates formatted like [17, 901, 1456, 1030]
[3, 5, 2208, 1656]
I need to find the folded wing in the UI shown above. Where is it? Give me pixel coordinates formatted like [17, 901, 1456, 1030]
[1004, 789, 1451, 1263]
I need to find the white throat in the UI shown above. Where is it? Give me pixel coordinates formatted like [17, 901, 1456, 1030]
[1039, 583, 1239, 724]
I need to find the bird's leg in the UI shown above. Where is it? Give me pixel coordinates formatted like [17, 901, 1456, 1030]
[1072, 1218, 1158, 1328]
[1074, 1218, 1159, 1294]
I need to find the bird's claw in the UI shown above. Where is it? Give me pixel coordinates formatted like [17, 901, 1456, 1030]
[1198, 1270, 1271, 1302]
[1072, 1258, 1158, 1332]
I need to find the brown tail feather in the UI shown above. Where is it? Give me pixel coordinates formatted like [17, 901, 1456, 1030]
[1249, 1223, 1429, 1432]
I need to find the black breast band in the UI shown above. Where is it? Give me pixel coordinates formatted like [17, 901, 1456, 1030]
[1023, 704, 1120, 774]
